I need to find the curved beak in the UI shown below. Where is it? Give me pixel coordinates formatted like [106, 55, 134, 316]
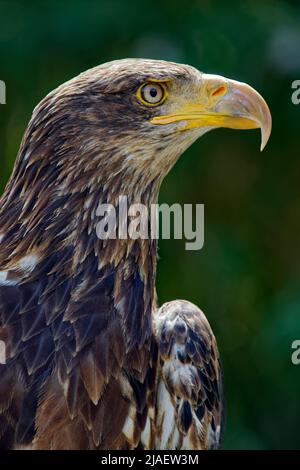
[151, 74, 272, 151]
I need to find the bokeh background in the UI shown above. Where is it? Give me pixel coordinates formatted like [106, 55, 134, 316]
[0, 0, 300, 449]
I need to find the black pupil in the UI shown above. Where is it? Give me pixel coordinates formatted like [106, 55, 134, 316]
[149, 87, 158, 98]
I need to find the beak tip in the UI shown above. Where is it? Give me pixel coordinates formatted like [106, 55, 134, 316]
[260, 120, 272, 152]
[224, 78, 272, 152]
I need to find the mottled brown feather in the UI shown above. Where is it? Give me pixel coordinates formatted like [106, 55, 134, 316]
[153, 300, 224, 450]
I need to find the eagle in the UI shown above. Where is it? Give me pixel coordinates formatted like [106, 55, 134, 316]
[0, 59, 271, 450]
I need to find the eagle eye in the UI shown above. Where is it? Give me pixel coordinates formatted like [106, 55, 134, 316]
[137, 82, 167, 106]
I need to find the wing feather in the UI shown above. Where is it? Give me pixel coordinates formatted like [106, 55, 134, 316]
[153, 300, 225, 450]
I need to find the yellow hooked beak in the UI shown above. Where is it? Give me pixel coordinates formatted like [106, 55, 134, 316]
[151, 74, 272, 151]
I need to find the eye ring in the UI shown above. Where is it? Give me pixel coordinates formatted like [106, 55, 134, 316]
[137, 82, 167, 107]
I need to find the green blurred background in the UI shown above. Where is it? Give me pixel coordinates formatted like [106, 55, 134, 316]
[0, 0, 300, 449]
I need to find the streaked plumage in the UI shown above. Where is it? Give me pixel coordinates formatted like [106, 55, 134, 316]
[0, 59, 271, 449]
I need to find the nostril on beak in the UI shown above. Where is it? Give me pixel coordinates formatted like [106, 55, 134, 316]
[212, 86, 227, 98]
